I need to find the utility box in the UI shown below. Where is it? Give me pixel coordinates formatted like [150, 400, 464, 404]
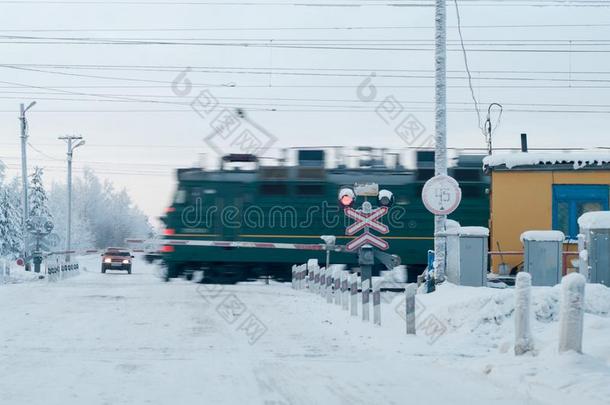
[457, 226, 489, 287]
[589, 230, 610, 286]
[521, 230, 564, 286]
[578, 211, 610, 287]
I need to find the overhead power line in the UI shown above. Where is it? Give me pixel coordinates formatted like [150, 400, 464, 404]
[3, 0, 610, 7]
[2, 23, 610, 32]
[3, 36, 610, 52]
[5, 65, 610, 86]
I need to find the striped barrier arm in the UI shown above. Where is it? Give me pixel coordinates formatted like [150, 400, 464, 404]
[163, 239, 349, 253]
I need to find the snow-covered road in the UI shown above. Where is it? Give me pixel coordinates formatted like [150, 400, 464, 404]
[1, 256, 608, 405]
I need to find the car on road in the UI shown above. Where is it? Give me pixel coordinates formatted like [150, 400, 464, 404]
[101, 248, 134, 274]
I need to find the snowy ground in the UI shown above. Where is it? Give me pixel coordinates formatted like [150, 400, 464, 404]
[1, 256, 609, 405]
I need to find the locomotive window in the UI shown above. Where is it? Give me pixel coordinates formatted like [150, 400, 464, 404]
[461, 185, 484, 198]
[453, 169, 481, 182]
[296, 184, 325, 196]
[416, 169, 434, 181]
[259, 184, 289, 196]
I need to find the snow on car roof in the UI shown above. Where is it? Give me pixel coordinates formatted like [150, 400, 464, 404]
[483, 151, 610, 170]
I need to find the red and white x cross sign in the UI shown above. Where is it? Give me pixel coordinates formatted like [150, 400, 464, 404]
[344, 206, 389, 236]
[346, 231, 389, 251]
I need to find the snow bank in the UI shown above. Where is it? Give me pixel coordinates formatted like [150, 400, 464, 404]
[1, 267, 42, 284]
[414, 281, 610, 348]
[483, 151, 610, 170]
[578, 211, 610, 230]
[521, 230, 565, 242]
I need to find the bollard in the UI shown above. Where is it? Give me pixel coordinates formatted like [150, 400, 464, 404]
[372, 277, 382, 326]
[341, 271, 349, 310]
[326, 267, 334, 304]
[320, 267, 327, 298]
[300, 265, 306, 290]
[313, 268, 320, 293]
[405, 284, 417, 335]
[350, 273, 358, 317]
[559, 273, 586, 354]
[308, 267, 314, 292]
[291, 265, 297, 289]
[514, 272, 533, 355]
[307, 259, 319, 292]
[334, 268, 341, 306]
[362, 278, 370, 322]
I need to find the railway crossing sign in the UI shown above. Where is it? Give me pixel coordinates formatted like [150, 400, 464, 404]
[422, 174, 462, 216]
[344, 201, 390, 252]
[344, 206, 389, 235]
[346, 232, 389, 251]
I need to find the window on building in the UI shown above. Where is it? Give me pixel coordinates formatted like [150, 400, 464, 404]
[552, 185, 609, 239]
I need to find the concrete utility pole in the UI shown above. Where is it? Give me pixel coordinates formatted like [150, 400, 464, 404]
[434, 0, 448, 282]
[59, 135, 85, 261]
[19, 101, 36, 264]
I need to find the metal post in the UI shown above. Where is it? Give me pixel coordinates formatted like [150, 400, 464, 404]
[434, 0, 448, 282]
[19, 102, 36, 265]
[372, 277, 381, 326]
[334, 268, 341, 306]
[362, 278, 370, 322]
[405, 284, 417, 335]
[319, 267, 326, 298]
[350, 273, 358, 317]
[341, 271, 349, 310]
[33, 232, 41, 273]
[67, 140, 73, 262]
[59, 135, 84, 262]
[326, 268, 333, 304]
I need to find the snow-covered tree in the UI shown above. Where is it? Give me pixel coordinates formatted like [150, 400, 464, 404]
[47, 168, 152, 250]
[47, 182, 94, 251]
[28, 167, 52, 223]
[0, 186, 22, 258]
[27, 167, 55, 251]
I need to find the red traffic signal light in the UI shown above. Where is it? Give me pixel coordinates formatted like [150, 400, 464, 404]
[338, 187, 356, 207]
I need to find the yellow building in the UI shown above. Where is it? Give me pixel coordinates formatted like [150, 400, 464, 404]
[484, 152, 610, 273]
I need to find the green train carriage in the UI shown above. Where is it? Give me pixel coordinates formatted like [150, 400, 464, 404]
[160, 149, 489, 283]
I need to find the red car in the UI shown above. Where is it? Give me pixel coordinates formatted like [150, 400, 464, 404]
[101, 248, 134, 274]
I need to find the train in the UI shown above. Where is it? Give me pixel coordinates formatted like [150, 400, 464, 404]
[159, 147, 490, 283]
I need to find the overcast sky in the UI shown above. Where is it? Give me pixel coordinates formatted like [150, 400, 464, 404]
[1, 0, 609, 222]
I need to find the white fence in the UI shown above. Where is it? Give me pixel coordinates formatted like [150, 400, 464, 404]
[45, 256, 81, 282]
[0, 256, 81, 285]
[292, 259, 387, 328]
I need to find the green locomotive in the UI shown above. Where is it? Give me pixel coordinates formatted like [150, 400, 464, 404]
[160, 148, 489, 283]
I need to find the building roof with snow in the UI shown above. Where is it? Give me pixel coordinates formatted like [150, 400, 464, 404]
[483, 151, 610, 171]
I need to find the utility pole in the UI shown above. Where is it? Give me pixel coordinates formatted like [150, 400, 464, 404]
[434, 0, 448, 282]
[59, 135, 85, 262]
[19, 101, 36, 266]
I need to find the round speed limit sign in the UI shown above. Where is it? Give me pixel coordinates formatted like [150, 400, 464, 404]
[422, 175, 462, 215]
